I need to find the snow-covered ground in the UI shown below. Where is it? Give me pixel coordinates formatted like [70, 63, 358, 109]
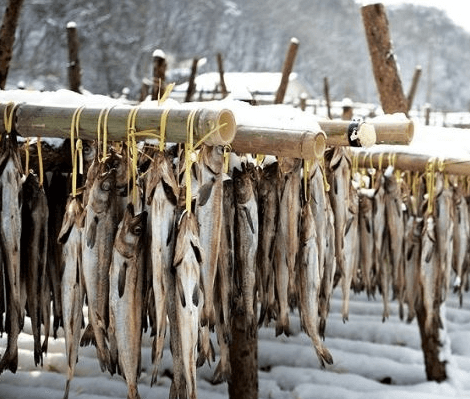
[1, 289, 470, 399]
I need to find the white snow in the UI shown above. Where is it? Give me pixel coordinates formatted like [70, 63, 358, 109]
[2, 288, 470, 399]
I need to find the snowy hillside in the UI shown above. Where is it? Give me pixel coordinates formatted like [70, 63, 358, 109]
[1, 288, 470, 399]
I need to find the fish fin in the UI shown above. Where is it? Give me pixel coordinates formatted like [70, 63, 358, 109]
[162, 178, 178, 206]
[192, 284, 199, 307]
[57, 212, 74, 244]
[243, 206, 255, 234]
[212, 359, 232, 385]
[190, 241, 203, 264]
[425, 245, 434, 263]
[86, 216, 99, 248]
[316, 345, 334, 368]
[344, 215, 354, 236]
[198, 178, 215, 207]
[118, 262, 128, 298]
[63, 379, 71, 399]
[80, 323, 96, 347]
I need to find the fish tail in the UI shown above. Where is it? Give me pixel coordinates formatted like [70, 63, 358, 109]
[0, 346, 18, 374]
[257, 302, 267, 328]
[62, 379, 71, 399]
[319, 318, 327, 341]
[275, 318, 290, 337]
[80, 323, 96, 347]
[127, 383, 140, 399]
[316, 344, 334, 368]
[212, 359, 232, 385]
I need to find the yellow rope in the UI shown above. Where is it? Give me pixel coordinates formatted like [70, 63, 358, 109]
[24, 137, 30, 173]
[37, 136, 44, 187]
[158, 82, 175, 105]
[3, 101, 18, 135]
[185, 109, 198, 213]
[96, 107, 107, 161]
[426, 158, 436, 216]
[70, 106, 85, 198]
[159, 108, 170, 152]
[223, 144, 231, 174]
[126, 106, 141, 208]
[378, 152, 384, 172]
[101, 106, 114, 162]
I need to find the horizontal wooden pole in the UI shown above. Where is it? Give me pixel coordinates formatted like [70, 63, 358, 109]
[318, 119, 414, 146]
[353, 149, 470, 176]
[2, 103, 237, 146]
[232, 126, 326, 159]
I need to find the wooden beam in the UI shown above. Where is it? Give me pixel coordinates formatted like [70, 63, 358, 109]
[274, 37, 299, 104]
[0, 0, 25, 89]
[361, 4, 408, 115]
[66, 22, 81, 93]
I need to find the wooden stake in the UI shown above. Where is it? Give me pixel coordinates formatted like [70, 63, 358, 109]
[217, 52, 228, 98]
[151, 49, 167, 101]
[361, 4, 408, 115]
[323, 77, 332, 119]
[299, 93, 307, 111]
[274, 37, 299, 104]
[185, 57, 199, 102]
[407, 65, 422, 112]
[139, 78, 151, 102]
[66, 22, 81, 93]
[0, 0, 24, 89]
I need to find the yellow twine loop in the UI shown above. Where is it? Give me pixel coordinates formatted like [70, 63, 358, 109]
[70, 105, 85, 198]
[185, 110, 198, 213]
[3, 101, 19, 135]
[223, 144, 231, 174]
[76, 138, 83, 175]
[158, 82, 175, 105]
[426, 158, 437, 216]
[126, 106, 141, 207]
[37, 136, 44, 187]
[378, 153, 384, 171]
[101, 106, 114, 162]
[255, 154, 265, 167]
[159, 108, 170, 152]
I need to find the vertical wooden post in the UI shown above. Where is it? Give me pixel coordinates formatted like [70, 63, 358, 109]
[228, 311, 258, 399]
[66, 21, 81, 93]
[0, 0, 24, 89]
[217, 52, 228, 98]
[407, 65, 422, 112]
[361, 4, 408, 115]
[185, 57, 199, 103]
[151, 49, 167, 101]
[425, 104, 431, 126]
[323, 77, 332, 119]
[274, 37, 299, 104]
[299, 92, 307, 111]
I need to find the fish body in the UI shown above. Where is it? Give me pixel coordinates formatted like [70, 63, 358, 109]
[383, 166, 405, 318]
[58, 196, 85, 399]
[109, 204, 147, 399]
[452, 186, 469, 303]
[147, 151, 179, 383]
[0, 136, 23, 374]
[21, 173, 49, 367]
[173, 211, 204, 399]
[256, 160, 279, 326]
[420, 215, 439, 335]
[358, 188, 375, 298]
[298, 202, 333, 367]
[81, 165, 118, 372]
[233, 164, 258, 337]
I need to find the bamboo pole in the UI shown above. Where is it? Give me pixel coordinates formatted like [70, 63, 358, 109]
[407, 65, 422, 112]
[10, 104, 236, 146]
[0, 0, 24, 89]
[361, 4, 408, 115]
[185, 57, 199, 103]
[274, 37, 299, 104]
[151, 49, 167, 101]
[232, 126, 326, 159]
[353, 149, 470, 176]
[323, 77, 332, 119]
[217, 53, 228, 98]
[319, 119, 413, 146]
[66, 21, 81, 93]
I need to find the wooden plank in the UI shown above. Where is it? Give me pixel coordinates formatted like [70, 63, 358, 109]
[361, 4, 408, 115]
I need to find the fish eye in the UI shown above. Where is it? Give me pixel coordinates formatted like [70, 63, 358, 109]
[101, 180, 111, 191]
[133, 226, 143, 236]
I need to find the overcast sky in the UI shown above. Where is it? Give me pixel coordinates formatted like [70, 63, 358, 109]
[358, 1, 470, 33]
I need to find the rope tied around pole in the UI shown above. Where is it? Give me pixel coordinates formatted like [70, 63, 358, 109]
[70, 105, 85, 198]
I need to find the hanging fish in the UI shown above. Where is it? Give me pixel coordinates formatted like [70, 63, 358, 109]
[256, 159, 280, 327]
[298, 201, 333, 367]
[109, 204, 147, 399]
[146, 150, 179, 383]
[81, 165, 118, 373]
[233, 161, 258, 337]
[173, 210, 204, 399]
[58, 196, 85, 399]
[0, 134, 24, 375]
[358, 188, 375, 298]
[196, 145, 224, 367]
[383, 166, 406, 319]
[20, 172, 49, 367]
[452, 185, 469, 305]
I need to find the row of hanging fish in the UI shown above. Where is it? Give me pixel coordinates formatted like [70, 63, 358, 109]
[1, 129, 468, 399]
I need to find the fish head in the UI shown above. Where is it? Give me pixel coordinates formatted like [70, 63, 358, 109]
[201, 144, 224, 175]
[115, 204, 147, 258]
[89, 166, 117, 212]
[105, 149, 128, 189]
[232, 165, 254, 205]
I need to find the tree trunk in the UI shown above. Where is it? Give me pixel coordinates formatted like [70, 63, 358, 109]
[185, 57, 199, 102]
[0, 0, 24, 89]
[217, 52, 228, 98]
[361, 4, 408, 115]
[274, 37, 299, 104]
[66, 22, 81, 93]
[323, 77, 332, 119]
[151, 49, 167, 101]
[228, 310, 258, 399]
